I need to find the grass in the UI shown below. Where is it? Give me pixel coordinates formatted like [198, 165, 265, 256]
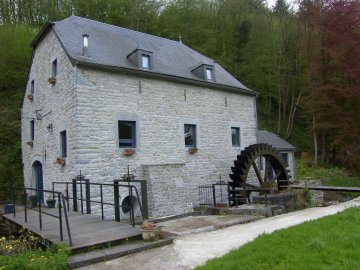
[296, 158, 360, 187]
[196, 207, 360, 270]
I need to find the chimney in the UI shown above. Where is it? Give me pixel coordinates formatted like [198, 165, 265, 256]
[82, 34, 89, 57]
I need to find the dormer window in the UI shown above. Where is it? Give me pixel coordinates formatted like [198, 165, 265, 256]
[127, 48, 153, 71]
[141, 54, 150, 69]
[192, 63, 216, 82]
[206, 67, 213, 81]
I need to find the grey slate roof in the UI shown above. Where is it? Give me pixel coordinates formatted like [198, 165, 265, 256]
[257, 130, 295, 151]
[36, 16, 254, 94]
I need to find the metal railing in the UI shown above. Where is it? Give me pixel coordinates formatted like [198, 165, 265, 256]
[198, 182, 229, 207]
[1, 186, 72, 246]
[52, 179, 144, 226]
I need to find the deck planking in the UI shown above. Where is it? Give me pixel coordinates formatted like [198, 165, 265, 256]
[2, 206, 141, 250]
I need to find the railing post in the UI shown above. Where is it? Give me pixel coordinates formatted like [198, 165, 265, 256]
[58, 193, 63, 241]
[72, 179, 78, 212]
[140, 180, 148, 219]
[212, 184, 216, 207]
[85, 179, 91, 214]
[24, 188, 27, 223]
[113, 180, 120, 222]
[129, 187, 134, 226]
[38, 195, 42, 230]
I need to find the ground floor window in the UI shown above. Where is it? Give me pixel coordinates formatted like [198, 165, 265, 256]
[281, 153, 289, 167]
[118, 121, 136, 147]
[184, 124, 196, 147]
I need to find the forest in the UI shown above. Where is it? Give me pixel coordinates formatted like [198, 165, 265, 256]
[0, 0, 359, 187]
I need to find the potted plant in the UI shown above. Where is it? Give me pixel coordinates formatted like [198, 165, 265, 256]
[27, 94, 34, 101]
[48, 77, 56, 84]
[46, 194, 56, 208]
[26, 141, 33, 147]
[3, 203, 15, 214]
[188, 147, 198, 154]
[28, 195, 38, 208]
[56, 158, 65, 166]
[139, 220, 157, 241]
[123, 149, 135, 156]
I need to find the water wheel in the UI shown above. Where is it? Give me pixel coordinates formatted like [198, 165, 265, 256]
[229, 143, 291, 204]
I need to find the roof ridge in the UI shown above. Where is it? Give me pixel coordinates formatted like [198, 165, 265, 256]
[59, 15, 183, 46]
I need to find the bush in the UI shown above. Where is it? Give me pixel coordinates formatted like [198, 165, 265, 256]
[0, 245, 69, 270]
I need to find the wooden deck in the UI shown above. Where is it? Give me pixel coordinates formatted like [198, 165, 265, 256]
[2, 206, 141, 251]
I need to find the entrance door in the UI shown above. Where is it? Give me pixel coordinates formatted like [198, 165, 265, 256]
[32, 161, 44, 202]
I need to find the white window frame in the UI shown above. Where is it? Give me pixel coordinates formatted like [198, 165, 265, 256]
[141, 54, 151, 69]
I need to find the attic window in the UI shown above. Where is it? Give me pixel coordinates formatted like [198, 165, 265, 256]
[141, 55, 151, 69]
[206, 68, 213, 80]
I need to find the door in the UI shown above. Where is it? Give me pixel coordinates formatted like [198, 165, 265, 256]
[32, 161, 44, 203]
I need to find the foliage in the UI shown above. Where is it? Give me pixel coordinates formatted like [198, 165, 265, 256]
[196, 207, 360, 270]
[0, 245, 69, 270]
[296, 158, 360, 187]
[0, 0, 359, 190]
[0, 228, 69, 270]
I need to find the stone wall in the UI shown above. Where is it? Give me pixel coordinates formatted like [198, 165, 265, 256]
[21, 30, 76, 194]
[21, 30, 258, 218]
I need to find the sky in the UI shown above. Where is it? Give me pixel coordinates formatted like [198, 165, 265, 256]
[266, 0, 299, 11]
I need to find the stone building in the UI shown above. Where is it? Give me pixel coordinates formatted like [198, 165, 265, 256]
[21, 16, 257, 218]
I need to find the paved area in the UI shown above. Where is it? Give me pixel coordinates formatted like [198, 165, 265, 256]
[157, 214, 261, 235]
[78, 197, 360, 270]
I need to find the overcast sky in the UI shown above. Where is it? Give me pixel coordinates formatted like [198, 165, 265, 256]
[265, 0, 299, 11]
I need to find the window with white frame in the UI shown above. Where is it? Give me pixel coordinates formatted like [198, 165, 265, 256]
[231, 127, 240, 147]
[60, 130, 67, 158]
[52, 59, 57, 77]
[141, 55, 150, 69]
[205, 67, 213, 81]
[118, 121, 136, 147]
[184, 124, 196, 147]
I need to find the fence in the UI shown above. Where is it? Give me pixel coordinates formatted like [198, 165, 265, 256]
[1, 186, 72, 246]
[198, 182, 229, 207]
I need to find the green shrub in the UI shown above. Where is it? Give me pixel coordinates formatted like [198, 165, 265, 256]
[0, 245, 69, 270]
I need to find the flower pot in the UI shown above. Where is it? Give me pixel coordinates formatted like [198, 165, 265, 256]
[27, 94, 34, 101]
[56, 158, 65, 166]
[123, 149, 135, 156]
[46, 199, 56, 208]
[26, 141, 33, 147]
[48, 77, 56, 84]
[141, 230, 156, 241]
[3, 204, 15, 214]
[188, 147, 198, 154]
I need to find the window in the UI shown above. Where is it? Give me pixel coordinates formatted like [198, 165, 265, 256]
[31, 80, 34, 95]
[141, 55, 150, 69]
[184, 124, 196, 147]
[231, 127, 240, 147]
[118, 121, 136, 147]
[52, 59, 57, 77]
[30, 120, 35, 141]
[281, 153, 288, 167]
[60, 130, 67, 158]
[206, 67, 213, 80]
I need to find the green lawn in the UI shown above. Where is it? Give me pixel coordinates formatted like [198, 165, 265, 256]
[196, 207, 360, 270]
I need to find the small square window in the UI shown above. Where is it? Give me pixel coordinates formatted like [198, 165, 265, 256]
[184, 124, 196, 147]
[52, 59, 57, 77]
[31, 80, 34, 95]
[119, 121, 136, 148]
[281, 153, 289, 167]
[30, 120, 35, 141]
[231, 127, 240, 147]
[206, 68, 213, 80]
[141, 55, 150, 69]
[60, 130, 67, 158]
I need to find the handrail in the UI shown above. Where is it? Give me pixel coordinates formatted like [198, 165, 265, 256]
[52, 181, 144, 226]
[1, 186, 72, 246]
